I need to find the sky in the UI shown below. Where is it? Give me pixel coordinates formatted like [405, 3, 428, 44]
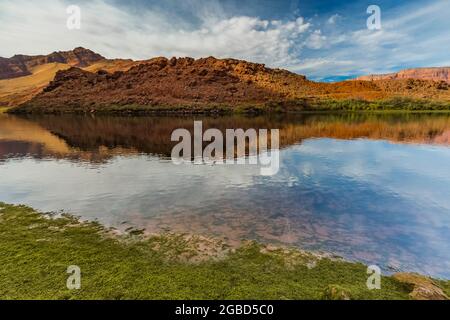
[0, 0, 449, 81]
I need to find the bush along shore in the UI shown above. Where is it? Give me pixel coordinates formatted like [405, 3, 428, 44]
[0, 202, 448, 300]
[8, 97, 450, 115]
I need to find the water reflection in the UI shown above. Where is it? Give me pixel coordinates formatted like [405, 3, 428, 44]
[1, 113, 449, 278]
[1, 113, 450, 161]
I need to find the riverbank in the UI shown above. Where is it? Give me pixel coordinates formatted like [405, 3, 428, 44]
[8, 98, 450, 115]
[0, 202, 448, 300]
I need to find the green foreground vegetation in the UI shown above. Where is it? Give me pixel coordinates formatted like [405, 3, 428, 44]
[8, 97, 450, 115]
[265, 97, 450, 113]
[0, 202, 448, 300]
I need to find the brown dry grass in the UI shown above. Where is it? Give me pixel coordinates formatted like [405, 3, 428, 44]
[83, 59, 142, 73]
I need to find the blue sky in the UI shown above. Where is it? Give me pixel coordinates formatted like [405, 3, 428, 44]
[0, 0, 449, 81]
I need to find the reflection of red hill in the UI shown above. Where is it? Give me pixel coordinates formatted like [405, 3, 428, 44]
[433, 130, 450, 144]
[0, 114, 138, 162]
[0, 113, 446, 164]
[0, 141, 44, 160]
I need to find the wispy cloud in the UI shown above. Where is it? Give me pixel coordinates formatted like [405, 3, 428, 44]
[297, 0, 450, 80]
[0, 0, 449, 80]
[0, 0, 311, 68]
[326, 14, 341, 25]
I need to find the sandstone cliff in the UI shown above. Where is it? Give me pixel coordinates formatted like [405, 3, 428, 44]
[357, 67, 450, 83]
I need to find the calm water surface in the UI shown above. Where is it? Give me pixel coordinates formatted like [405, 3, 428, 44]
[1, 113, 450, 278]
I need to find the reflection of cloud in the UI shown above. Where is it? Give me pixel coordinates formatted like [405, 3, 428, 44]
[289, 138, 450, 212]
[2, 136, 450, 277]
[0, 156, 262, 220]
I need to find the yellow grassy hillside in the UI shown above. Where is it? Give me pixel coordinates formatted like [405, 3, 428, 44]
[0, 59, 141, 108]
[0, 63, 71, 107]
[83, 59, 140, 73]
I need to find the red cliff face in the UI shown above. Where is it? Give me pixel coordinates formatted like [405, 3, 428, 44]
[0, 47, 105, 80]
[357, 67, 450, 83]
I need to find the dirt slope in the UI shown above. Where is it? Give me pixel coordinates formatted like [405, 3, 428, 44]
[0, 63, 71, 107]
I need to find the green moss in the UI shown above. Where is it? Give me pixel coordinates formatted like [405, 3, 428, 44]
[0, 202, 447, 300]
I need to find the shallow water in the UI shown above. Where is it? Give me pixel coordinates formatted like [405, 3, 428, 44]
[1, 113, 450, 278]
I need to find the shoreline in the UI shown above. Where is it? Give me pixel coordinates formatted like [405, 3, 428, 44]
[8, 98, 450, 115]
[7, 108, 450, 116]
[0, 202, 448, 300]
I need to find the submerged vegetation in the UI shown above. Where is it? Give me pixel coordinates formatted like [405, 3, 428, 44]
[0, 202, 448, 300]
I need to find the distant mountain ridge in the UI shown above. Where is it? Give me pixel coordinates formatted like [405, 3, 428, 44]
[0, 47, 105, 80]
[2, 48, 450, 113]
[357, 67, 450, 83]
[0, 48, 141, 108]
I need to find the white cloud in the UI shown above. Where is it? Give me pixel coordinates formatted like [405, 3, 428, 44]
[0, 0, 310, 68]
[327, 14, 341, 25]
[1, 0, 449, 80]
[294, 0, 450, 80]
[291, 58, 354, 78]
[305, 30, 327, 49]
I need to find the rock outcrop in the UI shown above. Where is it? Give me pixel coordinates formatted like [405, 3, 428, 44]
[13, 55, 450, 113]
[393, 273, 449, 300]
[13, 56, 312, 112]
